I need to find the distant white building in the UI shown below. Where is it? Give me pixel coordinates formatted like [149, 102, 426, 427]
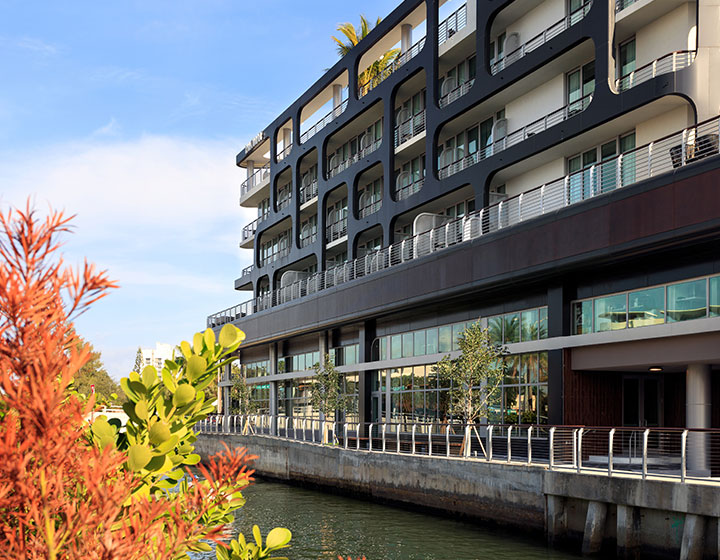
[141, 343, 174, 371]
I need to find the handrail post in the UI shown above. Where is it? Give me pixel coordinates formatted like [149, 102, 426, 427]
[572, 428, 577, 468]
[527, 426, 533, 465]
[577, 428, 584, 473]
[368, 423, 374, 451]
[356, 422, 360, 450]
[647, 142, 653, 177]
[344, 423, 349, 449]
[549, 427, 555, 469]
[681, 429, 688, 482]
[397, 423, 401, 453]
[412, 424, 417, 455]
[446, 425, 451, 457]
[681, 129, 687, 166]
[428, 425, 433, 456]
[507, 426, 512, 463]
[642, 429, 649, 480]
[382, 423, 387, 452]
[488, 425, 494, 461]
[608, 428, 615, 476]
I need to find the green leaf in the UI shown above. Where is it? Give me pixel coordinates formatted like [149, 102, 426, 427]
[186, 355, 207, 382]
[142, 365, 157, 387]
[203, 328, 216, 349]
[149, 421, 171, 445]
[192, 332, 203, 353]
[120, 378, 138, 401]
[162, 368, 177, 392]
[173, 384, 196, 407]
[134, 400, 149, 421]
[180, 340, 192, 359]
[265, 527, 292, 550]
[252, 525, 262, 547]
[219, 323, 245, 348]
[185, 453, 201, 465]
[154, 434, 179, 455]
[127, 444, 152, 471]
[144, 453, 172, 473]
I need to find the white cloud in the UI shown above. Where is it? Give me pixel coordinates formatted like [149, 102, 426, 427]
[13, 36, 61, 57]
[93, 117, 121, 137]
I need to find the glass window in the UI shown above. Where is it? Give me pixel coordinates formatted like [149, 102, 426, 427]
[438, 326, 452, 352]
[539, 307, 548, 339]
[573, 300, 593, 334]
[667, 279, 707, 322]
[426, 328, 438, 354]
[538, 352, 548, 383]
[390, 368, 402, 389]
[628, 286, 665, 327]
[413, 366, 425, 391]
[452, 323, 465, 351]
[402, 332, 414, 358]
[710, 276, 720, 317]
[504, 355, 520, 384]
[521, 354, 537, 384]
[414, 330, 426, 356]
[379, 337, 387, 361]
[594, 293, 627, 332]
[391, 335, 402, 359]
[488, 315, 503, 344]
[521, 309, 538, 341]
[504, 313, 520, 343]
[402, 367, 412, 391]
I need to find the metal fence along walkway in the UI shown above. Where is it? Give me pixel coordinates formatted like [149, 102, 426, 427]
[198, 414, 720, 485]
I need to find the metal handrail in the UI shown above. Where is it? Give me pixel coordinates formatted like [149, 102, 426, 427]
[358, 199, 382, 218]
[299, 179, 319, 204]
[438, 3, 467, 46]
[241, 217, 261, 244]
[439, 78, 474, 108]
[394, 177, 424, 201]
[277, 143, 293, 162]
[359, 37, 426, 98]
[327, 138, 383, 179]
[198, 415, 720, 484]
[615, 50, 696, 92]
[240, 163, 271, 197]
[241, 264, 254, 277]
[394, 110, 426, 147]
[439, 93, 594, 179]
[326, 219, 348, 243]
[209, 116, 720, 327]
[615, 0, 636, 12]
[300, 98, 349, 144]
[490, 0, 592, 75]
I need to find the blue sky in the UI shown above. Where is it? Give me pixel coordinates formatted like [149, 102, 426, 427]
[0, 0, 398, 379]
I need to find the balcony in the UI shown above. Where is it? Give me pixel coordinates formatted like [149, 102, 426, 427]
[616, 51, 696, 93]
[359, 37, 426, 98]
[328, 138, 383, 179]
[439, 78, 474, 108]
[394, 111, 426, 148]
[299, 179, 319, 205]
[299, 231, 317, 248]
[209, 115, 720, 327]
[326, 219, 348, 244]
[240, 217, 262, 248]
[262, 245, 291, 267]
[490, 0, 591, 76]
[240, 164, 271, 203]
[394, 177, 424, 201]
[277, 143, 293, 162]
[358, 199, 382, 219]
[439, 93, 593, 179]
[300, 99, 349, 144]
[241, 264, 254, 277]
[438, 3, 467, 47]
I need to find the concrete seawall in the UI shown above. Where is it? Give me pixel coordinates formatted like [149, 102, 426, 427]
[197, 433, 720, 559]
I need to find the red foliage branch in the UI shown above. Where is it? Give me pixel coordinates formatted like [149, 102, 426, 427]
[0, 203, 255, 559]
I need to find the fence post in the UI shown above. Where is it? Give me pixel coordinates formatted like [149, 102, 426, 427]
[412, 424, 417, 455]
[356, 422, 360, 450]
[397, 423, 401, 453]
[647, 142, 653, 177]
[428, 426, 433, 456]
[507, 426, 513, 463]
[344, 423, 348, 449]
[681, 129, 687, 167]
[368, 423, 374, 451]
[608, 428, 615, 476]
[549, 427, 555, 469]
[681, 429, 688, 482]
[382, 423, 387, 452]
[577, 428, 585, 472]
[488, 425, 494, 461]
[642, 429, 649, 480]
[572, 428, 578, 468]
[464, 424, 471, 457]
[446, 425, 451, 457]
[527, 426, 533, 465]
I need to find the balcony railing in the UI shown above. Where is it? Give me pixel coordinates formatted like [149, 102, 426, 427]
[358, 199, 382, 218]
[241, 217, 260, 244]
[328, 138, 383, 179]
[299, 179, 318, 204]
[439, 78, 474, 108]
[277, 143, 293, 162]
[241, 264, 254, 277]
[490, 0, 592, 75]
[300, 98, 349, 144]
[359, 37, 426, 98]
[394, 110, 426, 148]
[616, 0, 637, 12]
[208, 116, 720, 328]
[616, 51, 696, 93]
[439, 93, 593, 179]
[240, 163, 271, 198]
[438, 3, 467, 47]
[326, 219, 348, 243]
[299, 231, 317, 248]
[277, 192, 292, 211]
[261, 245, 291, 267]
[394, 177, 424, 201]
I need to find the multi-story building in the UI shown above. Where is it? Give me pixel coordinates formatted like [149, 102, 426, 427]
[210, 0, 720, 432]
[141, 343, 174, 373]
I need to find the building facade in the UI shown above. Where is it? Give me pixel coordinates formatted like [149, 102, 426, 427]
[209, 0, 720, 431]
[141, 343, 174, 373]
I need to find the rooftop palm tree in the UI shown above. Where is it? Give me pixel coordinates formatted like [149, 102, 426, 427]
[332, 15, 400, 95]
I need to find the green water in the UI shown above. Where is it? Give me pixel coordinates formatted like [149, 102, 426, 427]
[198, 478, 580, 560]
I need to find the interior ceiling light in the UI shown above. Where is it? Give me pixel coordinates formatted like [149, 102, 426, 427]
[648, 366, 663, 372]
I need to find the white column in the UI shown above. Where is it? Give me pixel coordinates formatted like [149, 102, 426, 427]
[332, 84, 343, 114]
[401, 24, 412, 54]
[282, 128, 292, 150]
[686, 364, 711, 474]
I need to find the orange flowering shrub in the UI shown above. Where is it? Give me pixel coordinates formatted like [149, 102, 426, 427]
[0, 204, 285, 559]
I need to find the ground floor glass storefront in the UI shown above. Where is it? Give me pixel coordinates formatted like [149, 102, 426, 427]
[371, 352, 549, 425]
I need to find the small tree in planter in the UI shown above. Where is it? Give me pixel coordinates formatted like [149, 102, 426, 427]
[230, 361, 257, 434]
[434, 322, 507, 456]
[310, 354, 349, 444]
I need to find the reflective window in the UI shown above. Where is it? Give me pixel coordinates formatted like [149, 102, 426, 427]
[667, 279, 707, 322]
[629, 287, 665, 327]
[593, 294, 627, 332]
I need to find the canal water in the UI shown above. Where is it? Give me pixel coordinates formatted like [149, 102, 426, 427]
[197, 478, 580, 560]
